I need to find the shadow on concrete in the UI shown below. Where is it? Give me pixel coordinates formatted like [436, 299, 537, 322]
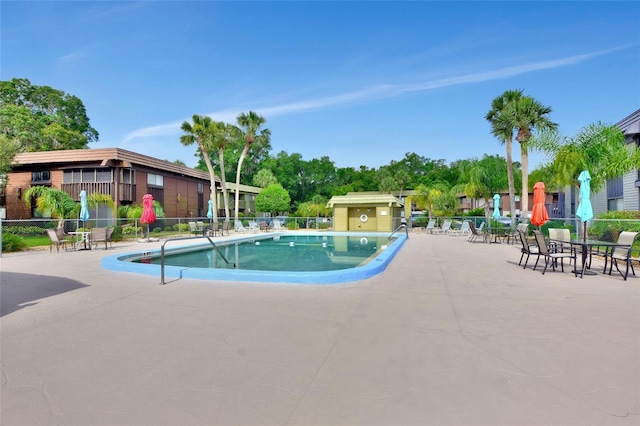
[0, 272, 89, 317]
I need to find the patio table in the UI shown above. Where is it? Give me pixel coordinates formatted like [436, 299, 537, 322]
[69, 230, 92, 250]
[564, 239, 630, 278]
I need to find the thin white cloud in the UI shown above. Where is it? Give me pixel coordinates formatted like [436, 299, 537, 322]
[121, 46, 630, 143]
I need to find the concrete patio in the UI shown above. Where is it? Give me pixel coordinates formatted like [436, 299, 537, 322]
[1, 232, 638, 425]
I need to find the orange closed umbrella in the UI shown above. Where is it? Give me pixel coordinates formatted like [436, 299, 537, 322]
[530, 182, 549, 227]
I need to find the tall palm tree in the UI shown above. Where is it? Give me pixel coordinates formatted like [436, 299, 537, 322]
[180, 114, 219, 222]
[235, 111, 268, 222]
[508, 96, 557, 220]
[487, 90, 557, 223]
[486, 90, 521, 224]
[211, 121, 239, 220]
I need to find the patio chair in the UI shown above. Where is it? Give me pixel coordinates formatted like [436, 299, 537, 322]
[235, 221, 247, 233]
[91, 227, 108, 250]
[47, 229, 70, 252]
[433, 220, 452, 235]
[449, 220, 471, 236]
[468, 221, 486, 243]
[221, 221, 230, 236]
[608, 231, 639, 281]
[532, 230, 577, 276]
[272, 219, 283, 230]
[196, 221, 207, 236]
[105, 227, 114, 248]
[260, 221, 270, 232]
[424, 219, 436, 234]
[210, 222, 219, 237]
[517, 229, 539, 269]
[188, 221, 198, 237]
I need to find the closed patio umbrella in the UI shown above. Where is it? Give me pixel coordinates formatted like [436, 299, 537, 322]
[492, 194, 501, 220]
[530, 182, 549, 227]
[207, 198, 213, 224]
[576, 170, 593, 242]
[79, 189, 90, 225]
[140, 194, 156, 239]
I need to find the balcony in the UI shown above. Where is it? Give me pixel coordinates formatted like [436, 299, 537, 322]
[61, 182, 136, 202]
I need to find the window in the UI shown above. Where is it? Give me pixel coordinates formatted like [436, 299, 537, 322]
[122, 169, 135, 184]
[198, 183, 204, 194]
[31, 171, 51, 183]
[607, 176, 623, 211]
[147, 173, 164, 187]
[96, 169, 111, 182]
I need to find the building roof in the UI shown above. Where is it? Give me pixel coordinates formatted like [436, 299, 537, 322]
[12, 147, 218, 182]
[327, 194, 404, 208]
[616, 108, 640, 136]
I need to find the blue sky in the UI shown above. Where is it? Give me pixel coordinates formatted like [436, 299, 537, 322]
[2, 1, 639, 171]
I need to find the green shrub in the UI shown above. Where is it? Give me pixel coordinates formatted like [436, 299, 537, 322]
[172, 223, 189, 232]
[152, 227, 162, 233]
[3, 225, 47, 236]
[121, 224, 139, 235]
[2, 233, 28, 252]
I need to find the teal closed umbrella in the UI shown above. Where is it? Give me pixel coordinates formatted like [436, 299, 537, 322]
[79, 189, 90, 224]
[492, 194, 501, 219]
[576, 170, 593, 241]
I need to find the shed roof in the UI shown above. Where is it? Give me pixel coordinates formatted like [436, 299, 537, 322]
[327, 194, 404, 208]
[12, 148, 218, 182]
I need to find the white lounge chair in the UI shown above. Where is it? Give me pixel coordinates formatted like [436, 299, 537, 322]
[235, 221, 247, 233]
[424, 219, 436, 234]
[272, 219, 284, 230]
[449, 220, 471, 236]
[433, 220, 452, 234]
[248, 221, 259, 233]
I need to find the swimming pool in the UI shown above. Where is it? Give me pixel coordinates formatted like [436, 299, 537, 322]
[102, 231, 407, 284]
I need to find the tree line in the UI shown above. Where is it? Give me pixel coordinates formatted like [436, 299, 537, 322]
[2, 78, 639, 224]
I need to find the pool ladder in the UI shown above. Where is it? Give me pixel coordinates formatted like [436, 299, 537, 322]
[389, 223, 409, 240]
[160, 235, 235, 285]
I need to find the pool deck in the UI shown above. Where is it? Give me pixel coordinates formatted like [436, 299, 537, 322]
[1, 232, 638, 425]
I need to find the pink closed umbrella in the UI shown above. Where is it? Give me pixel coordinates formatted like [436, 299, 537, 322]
[141, 194, 156, 239]
[530, 182, 549, 227]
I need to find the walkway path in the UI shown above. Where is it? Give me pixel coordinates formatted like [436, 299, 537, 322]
[1, 233, 638, 425]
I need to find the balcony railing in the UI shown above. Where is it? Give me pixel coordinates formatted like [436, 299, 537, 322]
[61, 182, 136, 202]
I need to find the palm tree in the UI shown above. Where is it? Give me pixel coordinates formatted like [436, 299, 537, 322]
[534, 122, 640, 192]
[211, 121, 239, 220]
[24, 186, 77, 229]
[180, 114, 219, 222]
[486, 90, 557, 224]
[235, 111, 268, 222]
[509, 95, 557, 220]
[486, 90, 520, 224]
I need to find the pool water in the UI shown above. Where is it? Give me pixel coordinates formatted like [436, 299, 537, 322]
[137, 234, 393, 271]
[102, 232, 407, 284]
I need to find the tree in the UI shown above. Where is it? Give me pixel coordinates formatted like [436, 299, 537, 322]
[0, 134, 21, 190]
[461, 155, 510, 223]
[0, 78, 99, 151]
[413, 183, 449, 220]
[486, 89, 556, 223]
[235, 111, 269, 223]
[211, 121, 239, 220]
[180, 114, 219, 222]
[534, 122, 640, 192]
[485, 90, 521, 224]
[255, 184, 290, 216]
[24, 186, 77, 229]
[253, 169, 278, 188]
[296, 195, 331, 218]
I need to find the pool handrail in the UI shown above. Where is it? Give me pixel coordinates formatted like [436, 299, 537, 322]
[160, 235, 235, 285]
[389, 223, 409, 240]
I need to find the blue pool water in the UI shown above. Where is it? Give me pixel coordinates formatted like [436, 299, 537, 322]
[101, 232, 407, 284]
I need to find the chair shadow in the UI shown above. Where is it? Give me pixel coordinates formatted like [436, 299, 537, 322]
[0, 272, 89, 317]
